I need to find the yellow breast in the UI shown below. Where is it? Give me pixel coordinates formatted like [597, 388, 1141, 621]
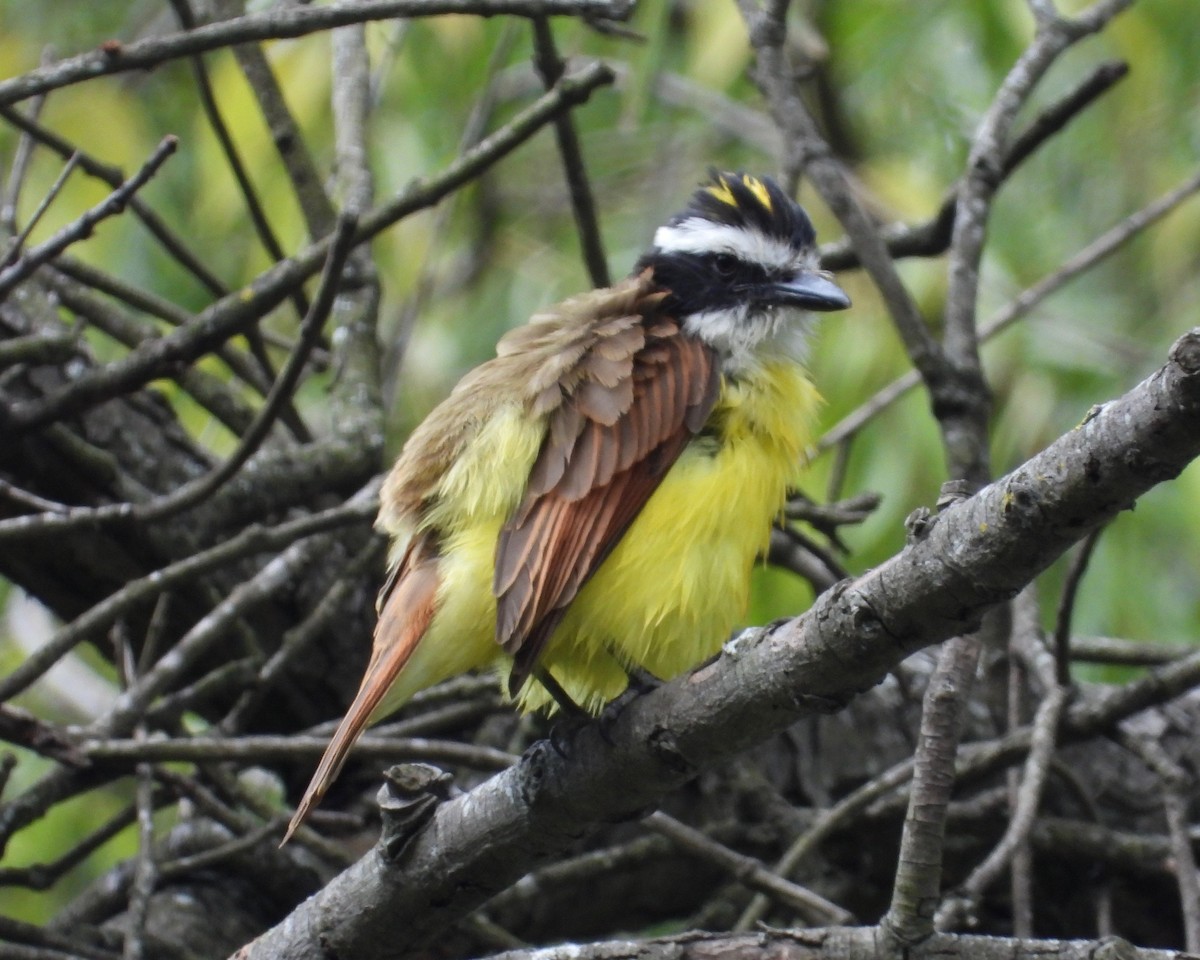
[378, 359, 820, 717]
[525, 359, 820, 712]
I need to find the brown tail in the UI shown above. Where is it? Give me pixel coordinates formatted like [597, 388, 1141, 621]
[282, 553, 439, 845]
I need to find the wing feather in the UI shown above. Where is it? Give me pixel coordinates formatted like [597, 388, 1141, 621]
[495, 318, 719, 697]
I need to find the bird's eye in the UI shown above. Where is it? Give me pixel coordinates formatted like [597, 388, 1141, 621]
[712, 254, 739, 279]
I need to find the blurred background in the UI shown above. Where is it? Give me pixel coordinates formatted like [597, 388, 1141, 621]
[0, 0, 1197, 927]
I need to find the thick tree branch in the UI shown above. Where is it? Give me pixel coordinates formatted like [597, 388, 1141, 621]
[243, 330, 1200, 958]
[479, 928, 1190, 960]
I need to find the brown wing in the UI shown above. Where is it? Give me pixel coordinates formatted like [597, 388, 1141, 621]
[282, 534, 439, 844]
[494, 315, 720, 697]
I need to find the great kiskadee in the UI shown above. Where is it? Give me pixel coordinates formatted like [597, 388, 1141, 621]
[283, 172, 849, 843]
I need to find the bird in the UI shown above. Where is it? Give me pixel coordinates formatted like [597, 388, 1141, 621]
[282, 171, 849, 843]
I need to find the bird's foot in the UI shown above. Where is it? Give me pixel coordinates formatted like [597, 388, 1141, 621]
[595, 666, 663, 745]
[623, 662, 663, 696]
[534, 667, 592, 758]
[546, 711, 592, 758]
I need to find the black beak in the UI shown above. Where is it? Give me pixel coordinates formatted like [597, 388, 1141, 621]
[769, 271, 851, 312]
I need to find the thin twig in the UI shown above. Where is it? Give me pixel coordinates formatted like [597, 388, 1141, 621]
[168, 0, 315, 442]
[0, 136, 178, 301]
[819, 60, 1130, 273]
[1053, 528, 1103, 686]
[645, 811, 853, 926]
[168, 0, 313, 308]
[1007, 658, 1034, 938]
[0, 62, 614, 437]
[482, 834, 672, 916]
[0, 479, 69, 512]
[1070, 636, 1191, 666]
[531, 17, 609, 287]
[883, 632, 984, 943]
[0, 104, 228, 295]
[219, 535, 386, 733]
[82, 733, 515, 770]
[940, 0, 1133, 482]
[737, 0, 941, 385]
[123, 757, 157, 960]
[326, 20, 384, 426]
[0, 46, 54, 233]
[948, 643, 1200, 801]
[4, 216, 354, 532]
[0, 916, 117, 960]
[158, 820, 283, 880]
[0, 805, 136, 889]
[45, 270, 259, 436]
[96, 529, 348, 737]
[0, 0, 634, 106]
[380, 22, 519, 407]
[818, 167, 1200, 452]
[1, 151, 80, 267]
[50, 255, 297, 389]
[0, 490, 377, 705]
[0, 704, 88, 766]
[0, 330, 80, 369]
[329, 16, 373, 222]
[1116, 733, 1200, 952]
[137, 213, 359, 523]
[734, 756, 916, 931]
[145, 659, 259, 730]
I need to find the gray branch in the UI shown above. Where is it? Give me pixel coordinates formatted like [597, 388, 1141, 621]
[242, 331, 1200, 957]
[0, 0, 633, 106]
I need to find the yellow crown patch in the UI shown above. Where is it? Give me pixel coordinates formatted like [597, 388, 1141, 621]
[705, 176, 739, 208]
[742, 174, 773, 212]
[704, 173, 774, 213]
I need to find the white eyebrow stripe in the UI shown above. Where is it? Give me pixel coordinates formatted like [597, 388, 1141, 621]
[652, 217, 800, 270]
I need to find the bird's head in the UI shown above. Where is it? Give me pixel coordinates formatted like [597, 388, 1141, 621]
[635, 171, 850, 370]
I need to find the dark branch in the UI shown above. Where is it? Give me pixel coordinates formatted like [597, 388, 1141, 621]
[245, 331, 1200, 957]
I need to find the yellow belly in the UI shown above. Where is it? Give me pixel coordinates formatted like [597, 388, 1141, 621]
[379, 359, 820, 716]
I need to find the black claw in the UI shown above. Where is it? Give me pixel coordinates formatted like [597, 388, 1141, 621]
[623, 663, 663, 695]
[594, 673, 659, 745]
[547, 712, 591, 758]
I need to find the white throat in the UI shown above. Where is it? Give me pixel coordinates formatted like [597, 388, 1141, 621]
[683, 304, 815, 375]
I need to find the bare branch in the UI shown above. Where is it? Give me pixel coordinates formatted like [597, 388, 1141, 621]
[0, 62, 613, 436]
[818, 59, 1130, 273]
[1116, 734, 1200, 952]
[134, 213, 359, 524]
[644, 811, 853, 926]
[884, 632, 984, 944]
[935, 685, 1069, 931]
[0, 493, 377, 706]
[1, 150, 80, 267]
[738, 2, 941, 384]
[0, 136, 178, 301]
[0, 0, 633, 106]
[242, 330, 1200, 958]
[80, 734, 514, 771]
[0, 105, 229, 294]
[531, 18, 610, 287]
[818, 167, 1200, 452]
[471, 928, 1194, 960]
[1053, 529, 1103, 685]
